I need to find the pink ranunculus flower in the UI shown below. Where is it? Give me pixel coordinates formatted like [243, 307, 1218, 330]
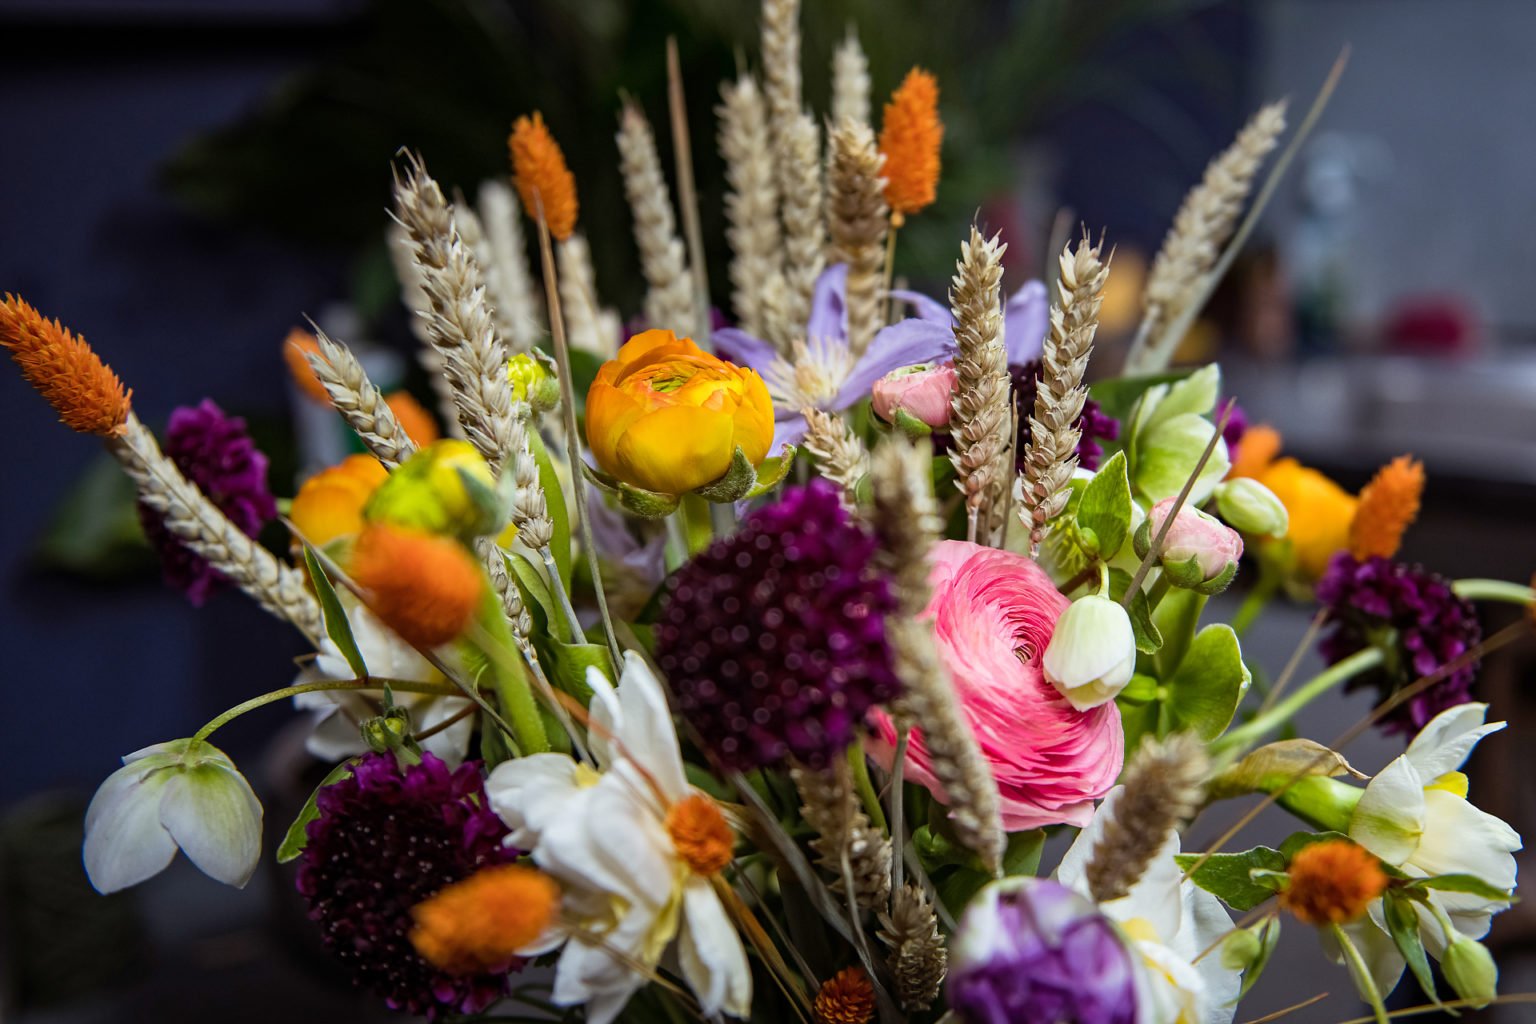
[868, 540, 1124, 831]
[871, 361, 959, 429]
[1145, 497, 1244, 585]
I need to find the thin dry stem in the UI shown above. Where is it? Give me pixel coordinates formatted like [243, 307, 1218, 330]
[946, 227, 1011, 543]
[825, 118, 888, 355]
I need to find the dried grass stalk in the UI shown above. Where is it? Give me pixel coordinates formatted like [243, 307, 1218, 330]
[1085, 732, 1208, 904]
[616, 101, 696, 336]
[305, 328, 417, 470]
[1139, 102, 1287, 356]
[825, 118, 888, 355]
[801, 407, 868, 511]
[718, 74, 785, 341]
[387, 220, 463, 438]
[761, 0, 802, 145]
[775, 112, 825, 340]
[480, 537, 534, 643]
[831, 27, 872, 128]
[869, 436, 1005, 872]
[946, 227, 1011, 543]
[476, 180, 543, 353]
[557, 233, 619, 358]
[109, 414, 322, 642]
[877, 883, 947, 1011]
[1019, 237, 1108, 550]
[791, 760, 892, 912]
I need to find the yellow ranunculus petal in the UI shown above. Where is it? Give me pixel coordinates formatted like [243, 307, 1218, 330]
[732, 369, 776, 464]
[586, 381, 648, 477]
[616, 405, 735, 495]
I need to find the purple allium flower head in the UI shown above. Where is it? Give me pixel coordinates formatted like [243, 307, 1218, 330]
[137, 399, 276, 605]
[296, 752, 515, 1019]
[950, 878, 1139, 1024]
[1317, 552, 1483, 736]
[1010, 359, 1120, 471]
[655, 480, 902, 770]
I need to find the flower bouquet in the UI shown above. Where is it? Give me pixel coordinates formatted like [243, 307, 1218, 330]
[6, 2, 1533, 1021]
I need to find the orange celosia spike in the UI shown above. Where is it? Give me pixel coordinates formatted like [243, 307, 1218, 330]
[1228, 423, 1282, 480]
[0, 294, 131, 436]
[410, 864, 560, 975]
[350, 523, 483, 648]
[509, 112, 579, 242]
[1280, 839, 1388, 926]
[1349, 454, 1425, 560]
[813, 966, 876, 1024]
[384, 390, 440, 447]
[878, 68, 943, 219]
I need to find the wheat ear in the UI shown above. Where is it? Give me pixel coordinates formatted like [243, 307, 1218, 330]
[831, 26, 872, 127]
[878, 883, 947, 1011]
[791, 760, 892, 912]
[773, 112, 826, 343]
[1018, 236, 1108, 551]
[476, 179, 544, 353]
[946, 227, 1011, 544]
[617, 100, 696, 336]
[825, 118, 888, 355]
[801, 407, 868, 511]
[718, 73, 786, 341]
[556, 233, 618, 358]
[386, 219, 462, 438]
[1084, 732, 1208, 903]
[304, 328, 416, 470]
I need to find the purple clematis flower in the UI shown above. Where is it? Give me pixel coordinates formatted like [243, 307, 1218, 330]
[889, 278, 1051, 367]
[714, 264, 960, 448]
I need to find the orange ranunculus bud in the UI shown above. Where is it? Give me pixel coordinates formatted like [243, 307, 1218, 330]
[1255, 457, 1358, 580]
[290, 455, 389, 547]
[585, 330, 775, 496]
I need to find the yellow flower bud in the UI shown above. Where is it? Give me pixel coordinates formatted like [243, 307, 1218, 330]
[507, 353, 559, 412]
[365, 439, 500, 538]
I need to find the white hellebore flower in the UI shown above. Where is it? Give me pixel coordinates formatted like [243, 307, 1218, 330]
[1340, 702, 1520, 993]
[1057, 787, 1241, 1024]
[84, 739, 262, 894]
[1043, 594, 1138, 710]
[292, 600, 474, 765]
[486, 652, 751, 1024]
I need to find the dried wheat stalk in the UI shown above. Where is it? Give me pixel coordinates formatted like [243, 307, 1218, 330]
[825, 118, 888, 355]
[773, 112, 825, 342]
[305, 328, 417, 470]
[791, 760, 892, 912]
[1085, 732, 1208, 903]
[718, 74, 785, 342]
[387, 219, 463, 438]
[869, 436, 1005, 873]
[557, 233, 618, 358]
[878, 883, 947, 1012]
[480, 537, 534, 644]
[616, 101, 696, 336]
[801, 407, 867, 511]
[109, 414, 321, 642]
[1018, 237, 1108, 550]
[477, 180, 544, 353]
[761, 0, 802, 146]
[831, 27, 872, 128]
[946, 227, 1011, 544]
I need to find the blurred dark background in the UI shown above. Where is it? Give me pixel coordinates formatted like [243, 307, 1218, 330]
[2, 0, 1534, 1021]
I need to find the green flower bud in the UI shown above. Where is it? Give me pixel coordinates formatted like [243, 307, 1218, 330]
[1216, 478, 1290, 537]
[362, 705, 414, 755]
[508, 353, 560, 413]
[1441, 933, 1498, 1008]
[365, 439, 502, 538]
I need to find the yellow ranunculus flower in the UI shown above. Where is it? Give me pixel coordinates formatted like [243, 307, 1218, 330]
[1255, 457, 1358, 580]
[290, 455, 389, 547]
[585, 329, 775, 496]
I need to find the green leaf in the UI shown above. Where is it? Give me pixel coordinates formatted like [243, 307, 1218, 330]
[1175, 846, 1289, 911]
[302, 547, 367, 679]
[1132, 413, 1232, 506]
[1146, 364, 1221, 434]
[529, 431, 571, 592]
[277, 759, 357, 863]
[1164, 624, 1249, 739]
[36, 454, 152, 577]
[1151, 588, 1205, 677]
[1207, 740, 1362, 802]
[1384, 891, 1440, 1005]
[1410, 874, 1515, 901]
[1077, 451, 1132, 559]
[745, 444, 797, 499]
[543, 639, 612, 707]
[506, 551, 567, 643]
[1088, 370, 1190, 427]
[1276, 830, 1353, 859]
[1236, 916, 1282, 1000]
[1109, 568, 1162, 654]
[1004, 829, 1045, 877]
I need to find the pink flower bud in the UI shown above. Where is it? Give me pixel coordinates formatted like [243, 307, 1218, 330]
[871, 361, 958, 429]
[1146, 497, 1244, 582]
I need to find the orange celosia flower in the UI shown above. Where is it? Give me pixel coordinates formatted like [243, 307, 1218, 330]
[665, 794, 735, 876]
[1280, 839, 1388, 926]
[878, 68, 943, 220]
[384, 390, 440, 447]
[350, 523, 482, 648]
[290, 455, 390, 547]
[509, 112, 578, 242]
[1228, 423, 1282, 480]
[282, 328, 331, 405]
[1, 294, 131, 436]
[410, 864, 560, 975]
[1349, 454, 1424, 560]
[813, 966, 876, 1024]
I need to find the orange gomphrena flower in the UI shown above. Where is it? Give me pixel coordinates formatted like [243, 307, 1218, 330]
[1349, 454, 1424, 560]
[384, 390, 440, 446]
[665, 793, 735, 876]
[350, 523, 482, 648]
[814, 966, 876, 1024]
[509, 112, 578, 242]
[281, 328, 331, 405]
[1, 294, 131, 436]
[410, 864, 560, 974]
[1280, 839, 1388, 926]
[1228, 423, 1282, 480]
[878, 68, 943, 221]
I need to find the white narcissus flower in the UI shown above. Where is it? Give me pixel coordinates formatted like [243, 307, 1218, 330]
[292, 600, 474, 765]
[486, 652, 751, 1024]
[83, 739, 262, 894]
[1042, 594, 1138, 710]
[1057, 787, 1241, 1024]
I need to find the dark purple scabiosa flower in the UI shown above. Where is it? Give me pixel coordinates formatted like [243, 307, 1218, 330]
[1010, 360, 1119, 472]
[296, 752, 514, 1019]
[1317, 552, 1483, 735]
[137, 399, 276, 605]
[949, 878, 1138, 1024]
[655, 479, 901, 770]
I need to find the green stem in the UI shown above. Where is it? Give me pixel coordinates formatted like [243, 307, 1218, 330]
[1332, 923, 1390, 1024]
[848, 741, 886, 833]
[191, 678, 459, 745]
[473, 589, 551, 754]
[1213, 646, 1384, 756]
[539, 546, 585, 642]
[1453, 579, 1535, 606]
[664, 511, 689, 572]
[1232, 566, 1278, 637]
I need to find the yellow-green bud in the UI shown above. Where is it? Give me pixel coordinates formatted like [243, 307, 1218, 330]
[1441, 933, 1498, 1008]
[507, 353, 560, 412]
[365, 439, 501, 539]
[1215, 477, 1290, 537]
